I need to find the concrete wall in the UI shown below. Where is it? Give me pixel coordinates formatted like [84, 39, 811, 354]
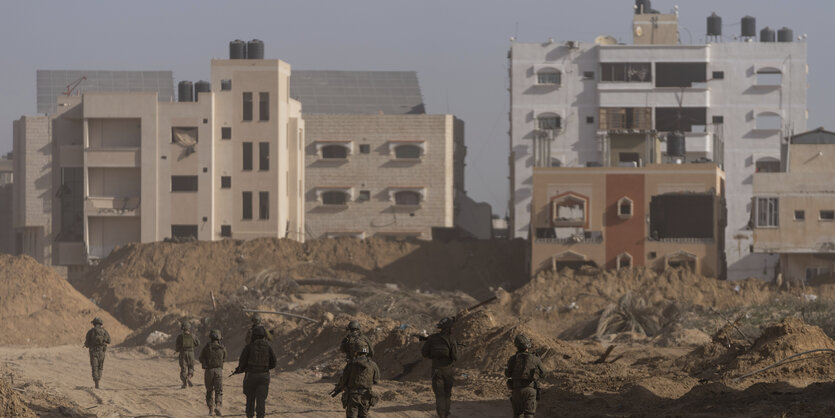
[12, 116, 54, 263]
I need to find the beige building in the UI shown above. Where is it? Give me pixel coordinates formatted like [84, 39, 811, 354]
[531, 163, 725, 278]
[753, 128, 835, 282]
[0, 156, 13, 254]
[13, 43, 304, 270]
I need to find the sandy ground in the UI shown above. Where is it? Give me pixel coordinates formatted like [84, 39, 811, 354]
[0, 346, 508, 417]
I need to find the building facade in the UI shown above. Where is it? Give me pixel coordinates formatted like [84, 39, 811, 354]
[531, 163, 725, 278]
[509, 6, 807, 280]
[13, 50, 305, 269]
[0, 156, 14, 254]
[752, 128, 835, 283]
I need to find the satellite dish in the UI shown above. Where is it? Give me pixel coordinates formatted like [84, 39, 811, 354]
[594, 35, 618, 45]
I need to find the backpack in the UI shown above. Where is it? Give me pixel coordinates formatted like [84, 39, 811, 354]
[347, 358, 376, 390]
[91, 326, 107, 347]
[429, 334, 451, 359]
[181, 334, 195, 349]
[248, 340, 271, 368]
[345, 334, 369, 356]
[511, 352, 538, 384]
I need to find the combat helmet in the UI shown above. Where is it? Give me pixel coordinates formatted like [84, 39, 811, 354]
[181, 321, 191, 331]
[210, 329, 222, 341]
[347, 320, 361, 331]
[251, 325, 267, 339]
[91, 317, 103, 325]
[436, 317, 454, 330]
[514, 334, 532, 351]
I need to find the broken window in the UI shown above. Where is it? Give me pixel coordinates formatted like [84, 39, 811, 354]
[756, 68, 782, 86]
[394, 191, 421, 206]
[394, 145, 422, 159]
[655, 63, 707, 87]
[618, 153, 640, 167]
[650, 194, 715, 238]
[755, 158, 780, 173]
[536, 115, 561, 131]
[536, 69, 561, 86]
[551, 195, 586, 226]
[322, 191, 349, 205]
[600, 63, 651, 82]
[755, 113, 782, 130]
[655, 107, 707, 132]
[599, 107, 652, 130]
[754, 197, 779, 227]
[322, 145, 349, 159]
[171, 225, 198, 239]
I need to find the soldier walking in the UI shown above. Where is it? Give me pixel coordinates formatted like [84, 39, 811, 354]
[245, 313, 273, 344]
[199, 329, 227, 416]
[234, 326, 276, 418]
[421, 317, 458, 418]
[176, 321, 200, 388]
[331, 346, 380, 418]
[504, 334, 546, 418]
[339, 320, 374, 361]
[84, 317, 111, 389]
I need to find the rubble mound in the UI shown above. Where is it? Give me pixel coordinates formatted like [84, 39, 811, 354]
[0, 373, 35, 418]
[0, 254, 130, 346]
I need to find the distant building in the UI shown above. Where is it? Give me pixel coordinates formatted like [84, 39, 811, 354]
[0, 155, 13, 254]
[752, 128, 835, 282]
[37, 70, 174, 115]
[509, 4, 807, 281]
[14, 42, 305, 272]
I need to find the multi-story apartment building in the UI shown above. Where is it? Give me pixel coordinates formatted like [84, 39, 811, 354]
[752, 128, 835, 283]
[509, 4, 806, 280]
[293, 71, 491, 240]
[13, 41, 305, 271]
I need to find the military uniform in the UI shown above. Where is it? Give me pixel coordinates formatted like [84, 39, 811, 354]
[199, 330, 227, 416]
[504, 335, 546, 418]
[340, 331, 374, 361]
[421, 318, 458, 418]
[176, 324, 200, 388]
[84, 318, 111, 389]
[335, 354, 380, 418]
[236, 326, 276, 418]
[244, 317, 273, 345]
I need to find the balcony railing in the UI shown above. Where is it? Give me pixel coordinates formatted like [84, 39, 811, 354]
[86, 196, 140, 216]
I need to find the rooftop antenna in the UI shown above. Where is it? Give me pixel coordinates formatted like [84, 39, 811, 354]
[64, 76, 87, 96]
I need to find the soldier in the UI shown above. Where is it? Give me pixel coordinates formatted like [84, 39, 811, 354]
[421, 317, 457, 418]
[234, 325, 276, 418]
[331, 346, 380, 418]
[339, 320, 374, 361]
[504, 334, 546, 418]
[244, 313, 273, 344]
[199, 329, 227, 416]
[175, 321, 200, 389]
[83, 317, 111, 389]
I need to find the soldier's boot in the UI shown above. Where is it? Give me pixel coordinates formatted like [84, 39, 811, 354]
[214, 405, 222, 416]
[181, 379, 187, 389]
[208, 406, 214, 416]
[187, 377, 194, 387]
[94, 380, 99, 389]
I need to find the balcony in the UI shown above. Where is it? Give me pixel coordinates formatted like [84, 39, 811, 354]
[534, 229, 603, 244]
[85, 196, 140, 217]
[85, 147, 140, 167]
[598, 88, 709, 108]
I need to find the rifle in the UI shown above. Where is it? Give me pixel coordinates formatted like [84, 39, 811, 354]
[329, 384, 344, 398]
[453, 296, 498, 321]
[228, 367, 243, 378]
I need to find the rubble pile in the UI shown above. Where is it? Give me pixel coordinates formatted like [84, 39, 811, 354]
[0, 373, 35, 418]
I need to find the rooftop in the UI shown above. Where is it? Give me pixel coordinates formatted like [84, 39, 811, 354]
[290, 70, 425, 115]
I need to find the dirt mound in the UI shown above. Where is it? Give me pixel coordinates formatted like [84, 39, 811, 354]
[0, 373, 35, 418]
[0, 254, 130, 346]
[73, 238, 525, 328]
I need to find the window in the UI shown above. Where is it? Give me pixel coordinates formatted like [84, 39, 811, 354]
[359, 144, 371, 154]
[756, 68, 782, 86]
[358, 190, 371, 201]
[259, 92, 269, 121]
[221, 176, 231, 189]
[600, 63, 651, 82]
[222, 127, 231, 140]
[536, 115, 561, 131]
[755, 158, 780, 173]
[171, 127, 198, 144]
[617, 253, 633, 269]
[394, 190, 421, 206]
[551, 194, 586, 226]
[394, 145, 422, 159]
[171, 225, 198, 239]
[586, 116, 594, 124]
[712, 71, 724, 80]
[618, 153, 640, 167]
[795, 210, 805, 221]
[618, 197, 633, 218]
[648, 252, 657, 259]
[220, 225, 231, 237]
[655, 107, 707, 132]
[583, 71, 595, 80]
[243, 142, 253, 171]
[322, 145, 349, 159]
[259, 191, 269, 220]
[599, 107, 652, 130]
[221, 80, 232, 91]
[755, 197, 779, 227]
[322, 191, 349, 205]
[243, 92, 253, 121]
[242, 192, 253, 220]
[820, 210, 835, 221]
[171, 176, 198, 192]
[755, 113, 782, 130]
[655, 63, 707, 87]
[259, 142, 269, 171]
[536, 69, 561, 86]
[712, 115, 724, 124]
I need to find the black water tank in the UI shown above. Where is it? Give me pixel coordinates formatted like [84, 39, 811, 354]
[707, 13, 722, 37]
[194, 80, 211, 100]
[778, 27, 793, 42]
[760, 26, 776, 42]
[178, 81, 194, 102]
[247, 39, 264, 59]
[229, 39, 246, 59]
[635, 0, 651, 14]
[667, 131, 686, 157]
[741, 16, 756, 38]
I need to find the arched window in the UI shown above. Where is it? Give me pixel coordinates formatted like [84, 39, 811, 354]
[617, 252, 633, 269]
[756, 68, 782, 86]
[550, 158, 562, 167]
[321, 191, 349, 205]
[618, 197, 634, 219]
[755, 157, 780, 173]
[756, 112, 782, 130]
[394, 190, 421, 206]
[551, 193, 587, 226]
[394, 144, 422, 159]
[536, 113, 561, 131]
[536, 68, 561, 86]
[321, 145, 349, 159]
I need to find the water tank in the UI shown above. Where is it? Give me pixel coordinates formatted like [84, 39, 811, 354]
[707, 13, 722, 37]
[229, 39, 246, 59]
[741, 16, 756, 38]
[667, 131, 686, 158]
[760, 26, 776, 42]
[194, 80, 211, 100]
[247, 39, 264, 59]
[777, 27, 793, 42]
[178, 81, 194, 102]
[635, 0, 651, 14]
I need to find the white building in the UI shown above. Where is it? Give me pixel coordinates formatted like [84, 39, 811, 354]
[509, 6, 807, 280]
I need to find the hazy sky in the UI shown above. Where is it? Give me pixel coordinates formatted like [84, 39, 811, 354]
[1, 1, 832, 214]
